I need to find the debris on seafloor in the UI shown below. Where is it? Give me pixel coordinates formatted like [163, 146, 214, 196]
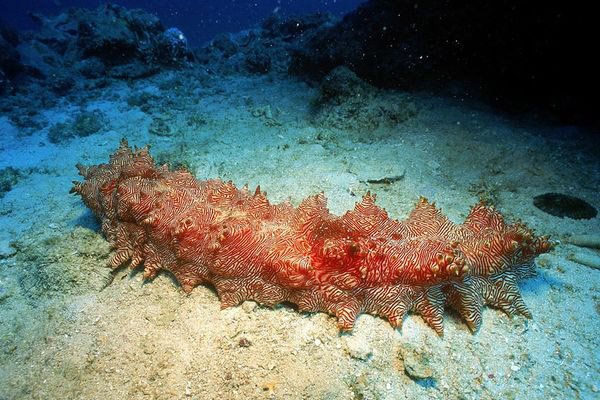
[366, 174, 405, 185]
[533, 193, 597, 220]
[566, 234, 600, 249]
[398, 344, 434, 382]
[343, 334, 373, 361]
[567, 251, 600, 270]
[565, 234, 600, 270]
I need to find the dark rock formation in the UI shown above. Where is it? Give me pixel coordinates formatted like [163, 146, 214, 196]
[195, 13, 336, 75]
[6, 3, 194, 91]
[290, 0, 597, 127]
[313, 66, 418, 135]
[0, 25, 22, 94]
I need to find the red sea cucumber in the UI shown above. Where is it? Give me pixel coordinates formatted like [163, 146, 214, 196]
[71, 140, 552, 334]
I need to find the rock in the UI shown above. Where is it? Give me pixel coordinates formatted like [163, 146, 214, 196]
[241, 300, 257, 313]
[211, 34, 239, 58]
[142, 339, 155, 354]
[48, 73, 75, 95]
[10, 3, 192, 88]
[343, 334, 373, 361]
[77, 57, 106, 79]
[261, 13, 333, 41]
[75, 4, 163, 63]
[290, 0, 598, 126]
[398, 345, 434, 380]
[318, 66, 373, 104]
[0, 26, 22, 94]
[245, 49, 271, 74]
[195, 13, 335, 76]
[0, 284, 12, 302]
[314, 66, 417, 133]
[153, 27, 193, 66]
[0, 27, 22, 77]
[0, 239, 17, 258]
[107, 60, 160, 80]
[0, 70, 11, 95]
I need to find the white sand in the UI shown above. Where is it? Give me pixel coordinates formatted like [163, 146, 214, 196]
[0, 71, 598, 400]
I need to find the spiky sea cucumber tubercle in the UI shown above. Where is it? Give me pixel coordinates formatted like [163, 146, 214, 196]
[71, 140, 552, 334]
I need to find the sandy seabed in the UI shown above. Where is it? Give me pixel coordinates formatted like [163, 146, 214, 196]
[0, 71, 598, 400]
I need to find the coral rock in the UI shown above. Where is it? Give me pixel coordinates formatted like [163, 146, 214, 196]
[71, 140, 553, 334]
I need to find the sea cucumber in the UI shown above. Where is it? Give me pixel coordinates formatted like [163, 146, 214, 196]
[71, 140, 552, 334]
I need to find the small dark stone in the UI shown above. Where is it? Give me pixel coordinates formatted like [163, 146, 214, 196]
[211, 34, 238, 58]
[533, 193, 597, 220]
[245, 50, 271, 74]
[49, 74, 75, 95]
[77, 57, 106, 79]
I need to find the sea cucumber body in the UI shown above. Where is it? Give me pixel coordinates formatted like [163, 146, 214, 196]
[72, 140, 552, 333]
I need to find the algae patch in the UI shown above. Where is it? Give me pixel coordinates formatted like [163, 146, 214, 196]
[0, 167, 21, 198]
[14, 227, 112, 299]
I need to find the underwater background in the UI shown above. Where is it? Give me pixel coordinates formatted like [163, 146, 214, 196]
[1, 1, 599, 399]
[3, 0, 365, 45]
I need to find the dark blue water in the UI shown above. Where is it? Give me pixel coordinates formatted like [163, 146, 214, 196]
[1, 0, 365, 45]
